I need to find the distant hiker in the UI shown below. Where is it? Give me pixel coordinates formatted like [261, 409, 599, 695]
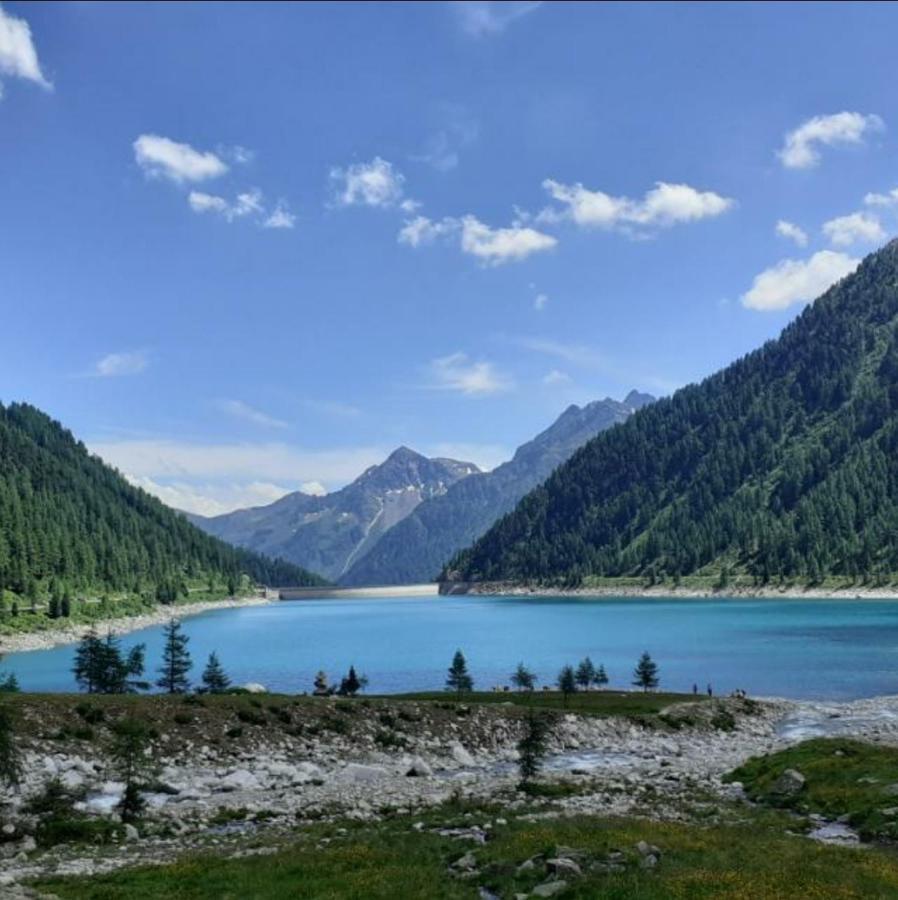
[707, 683, 713, 697]
[692, 683, 698, 695]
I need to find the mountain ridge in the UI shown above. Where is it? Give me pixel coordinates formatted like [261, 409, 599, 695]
[189, 447, 479, 581]
[338, 391, 654, 586]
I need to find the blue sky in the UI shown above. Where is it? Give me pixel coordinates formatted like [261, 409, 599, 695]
[3, 1, 898, 514]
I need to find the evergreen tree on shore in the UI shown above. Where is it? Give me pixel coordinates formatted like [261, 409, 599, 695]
[156, 620, 192, 694]
[446, 650, 473, 695]
[593, 664, 609, 690]
[200, 652, 231, 694]
[575, 657, 596, 691]
[632, 652, 659, 692]
[558, 664, 577, 707]
[511, 662, 537, 693]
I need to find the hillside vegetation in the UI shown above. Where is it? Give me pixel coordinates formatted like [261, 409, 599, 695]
[0, 403, 323, 622]
[446, 240, 898, 588]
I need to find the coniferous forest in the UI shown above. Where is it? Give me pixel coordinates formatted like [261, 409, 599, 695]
[0, 402, 324, 614]
[445, 240, 898, 588]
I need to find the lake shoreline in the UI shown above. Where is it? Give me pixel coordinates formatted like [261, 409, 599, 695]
[0, 593, 274, 655]
[439, 581, 898, 600]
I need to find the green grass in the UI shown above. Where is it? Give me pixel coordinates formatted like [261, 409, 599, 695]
[34, 810, 898, 899]
[384, 689, 708, 719]
[727, 737, 898, 841]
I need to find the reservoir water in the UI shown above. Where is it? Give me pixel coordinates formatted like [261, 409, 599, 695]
[4, 594, 898, 699]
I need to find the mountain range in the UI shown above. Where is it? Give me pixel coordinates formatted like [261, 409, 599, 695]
[339, 390, 653, 585]
[191, 391, 653, 585]
[445, 240, 898, 588]
[188, 448, 479, 582]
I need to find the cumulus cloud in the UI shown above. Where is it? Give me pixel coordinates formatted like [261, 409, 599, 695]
[775, 220, 808, 247]
[188, 189, 264, 222]
[539, 179, 733, 234]
[459, 215, 556, 265]
[134, 134, 228, 183]
[0, 3, 51, 94]
[741, 250, 860, 311]
[299, 480, 327, 497]
[822, 212, 886, 247]
[428, 352, 513, 395]
[778, 112, 884, 169]
[217, 399, 288, 429]
[451, 1, 542, 37]
[533, 292, 548, 311]
[399, 214, 555, 265]
[330, 157, 407, 208]
[398, 215, 458, 247]
[93, 351, 148, 377]
[864, 188, 898, 207]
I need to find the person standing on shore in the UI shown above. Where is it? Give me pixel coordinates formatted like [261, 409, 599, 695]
[707, 683, 713, 697]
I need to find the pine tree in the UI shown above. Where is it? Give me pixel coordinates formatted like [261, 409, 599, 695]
[592, 664, 609, 690]
[511, 662, 536, 693]
[557, 664, 577, 707]
[109, 718, 156, 823]
[575, 657, 596, 691]
[632, 651, 659, 692]
[73, 628, 105, 693]
[200, 652, 231, 694]
[338, 665, 364, 696]
[0, 703, 21, 787]
[155, 619, 192, 694]
[517, 711, 553, 786]
[313, 670, 330, 695]
[445, 649, 473, 695]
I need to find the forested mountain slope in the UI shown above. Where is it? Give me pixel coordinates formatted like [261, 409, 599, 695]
[445, 240, 898, 587]
[0, 403, 323, 612]
[340, 391, 652, 586]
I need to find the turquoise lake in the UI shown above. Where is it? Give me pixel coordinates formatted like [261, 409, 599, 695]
[4, 595, 898, 700]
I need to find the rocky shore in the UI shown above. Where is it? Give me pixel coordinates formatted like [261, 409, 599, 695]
[6, 690, 898, 893]
[0, 594, 273, 655]
[440, 580, 898, 601]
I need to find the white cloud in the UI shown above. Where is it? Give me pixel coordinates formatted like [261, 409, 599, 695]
[0, 3, 51, 93]
[451, 1, 542, 37]
[542, 369, 571, 386]
[775, 220, 808, 247]
[533, 292, 548, 311]
[540, 179, 733, 234]
[428, 352, 513, 395]
[864, 188, 898, 208]
[129, 476, 294, 517]
[217, 399, 288, 430]
[822, 212, 886, 247]
[299, 480, 327, 497]
[398, 215, 457, 247]
[459, 215, 556, 265]
[188, 189, 263, 222]
[330, 157, 407, 208]
[94, 351, 148, 377]
[778, 112, 884, 169]
[90, 438, 390, 515]
[741, 250, 860, 311]
[134, 134, 228, 183]
[263, 204, 296, 229]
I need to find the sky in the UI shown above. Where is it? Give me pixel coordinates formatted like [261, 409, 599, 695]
[3, 1, 898, 516]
